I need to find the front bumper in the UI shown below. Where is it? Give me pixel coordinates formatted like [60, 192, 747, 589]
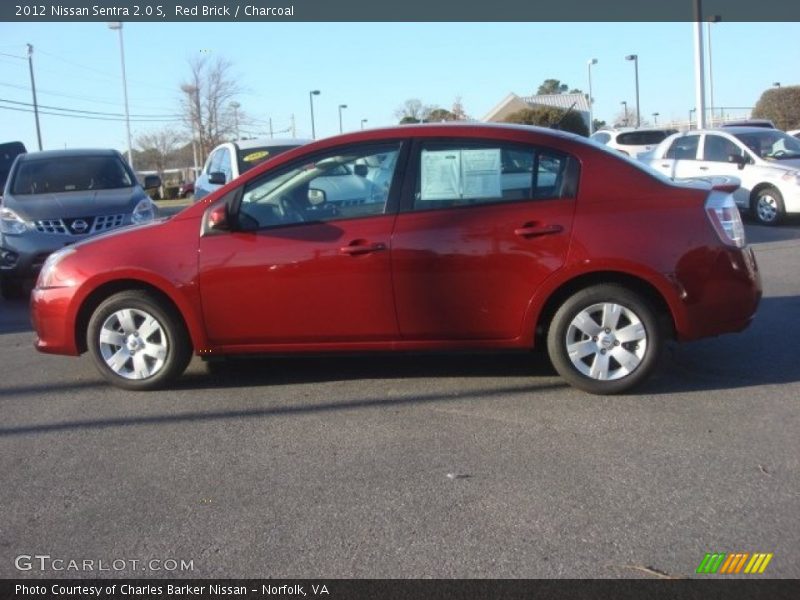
[31, 285, 81, 355]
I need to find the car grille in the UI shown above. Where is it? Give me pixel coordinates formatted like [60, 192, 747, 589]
[34, 214, 126, 236]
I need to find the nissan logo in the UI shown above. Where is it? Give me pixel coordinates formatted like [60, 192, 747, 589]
[71, 219, 89, 233]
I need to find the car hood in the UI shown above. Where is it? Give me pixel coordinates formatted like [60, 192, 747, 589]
[3, 187, 147, 220]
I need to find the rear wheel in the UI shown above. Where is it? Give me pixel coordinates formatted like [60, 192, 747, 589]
[87, 290, 191, 390]
[751, 186, 785, 226]
[546, 285, 662, 395]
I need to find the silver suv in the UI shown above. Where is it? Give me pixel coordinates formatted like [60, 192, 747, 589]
[0, 149, 158, 299]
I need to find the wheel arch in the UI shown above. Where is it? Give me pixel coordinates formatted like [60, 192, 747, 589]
[75, 279, 201, 354]
[531, 270, 676, 348]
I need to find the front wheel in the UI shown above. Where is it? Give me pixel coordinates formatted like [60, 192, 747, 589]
[546, 285, 663, 395]
[751, 186, 785, 226]
[87, 290, 192, 390]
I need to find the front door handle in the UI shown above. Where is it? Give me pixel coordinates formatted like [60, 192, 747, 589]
[514, 223, 564, 238]
[699, 166, 709, 171]
[339, 241, 387, 256]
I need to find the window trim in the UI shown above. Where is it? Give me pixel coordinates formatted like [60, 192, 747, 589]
[229, 139, 411, 232]
[399, 137, 579, 215]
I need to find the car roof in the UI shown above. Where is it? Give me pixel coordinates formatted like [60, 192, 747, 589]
[232, 138, 312, 150]
[17, 148, 122, 161]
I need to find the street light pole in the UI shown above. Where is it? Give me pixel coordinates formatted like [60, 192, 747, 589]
[360, 118, 368, 130]
[625, 54, 640, 128]
[587, 58, 598, 135]
[230, 101, 241, 139]
[26, 44, 42, 150]
[181, 84, 199, 179]
[338, 104, 348, 134]
[107, 22, 134, 171]
[309, 90, 320, 139]
[652, 112, 659, 125]
[693, 0, 707, 129]
[621, 101, 628, 126]
[706, 16, 721, 126]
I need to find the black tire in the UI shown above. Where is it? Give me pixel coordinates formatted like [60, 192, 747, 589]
[546, 284, 663, 395]
[751, 186, 785, 226]
[86, 290, 192, 390]
[0, 278, 26, 300]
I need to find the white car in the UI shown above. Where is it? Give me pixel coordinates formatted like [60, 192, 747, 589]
[642, 127, 800, 225]
[590, 127, 678, 158]
[788, 129, 800, 140]
[194, 138, 311, 201]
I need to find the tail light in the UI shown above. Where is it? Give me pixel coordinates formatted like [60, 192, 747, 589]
[705, 189, 745, 248]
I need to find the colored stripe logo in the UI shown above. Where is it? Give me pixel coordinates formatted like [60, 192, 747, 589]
[696, 552, 773, 574]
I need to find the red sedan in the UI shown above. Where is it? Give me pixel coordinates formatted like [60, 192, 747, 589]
[30, 124, 761, 394]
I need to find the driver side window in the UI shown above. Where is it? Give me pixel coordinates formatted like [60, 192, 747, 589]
[239, 142, 403, 230]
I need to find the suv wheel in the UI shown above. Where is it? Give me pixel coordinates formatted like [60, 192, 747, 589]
[752, 186, 785, 226]
[87, 290, 192, 390]
[547, 285, 662, 395]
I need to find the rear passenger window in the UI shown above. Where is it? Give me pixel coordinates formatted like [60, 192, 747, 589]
[665, 135, 700, 160]
[413, 142, 577, 211]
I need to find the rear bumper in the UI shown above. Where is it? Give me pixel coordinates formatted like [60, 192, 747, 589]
[676, 245, 762, 341]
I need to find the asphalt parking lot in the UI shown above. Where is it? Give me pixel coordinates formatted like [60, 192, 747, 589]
[1, 221, 798, 579]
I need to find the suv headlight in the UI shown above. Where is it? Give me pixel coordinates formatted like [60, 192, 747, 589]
[0, 207, 29, 234]
[132, 198, 155, 224]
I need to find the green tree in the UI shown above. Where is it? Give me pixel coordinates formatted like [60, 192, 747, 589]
[752, 86, 800, 130]
[537, 79, 569, 95]
[427, 108, 457, 122]
[503, 106, 589, 137]
[592, 119, 607, 131]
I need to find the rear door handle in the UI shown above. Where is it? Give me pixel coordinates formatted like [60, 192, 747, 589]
[514, 224, 564, 238]
[339, 241, 386, 256]
[699, 166, 709, 171]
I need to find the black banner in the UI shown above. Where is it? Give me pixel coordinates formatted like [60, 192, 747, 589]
[2, 579, 800, 600]
[3, 0, 800, 22]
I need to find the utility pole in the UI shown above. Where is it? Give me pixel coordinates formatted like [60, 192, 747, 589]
[27, 44, 42, 150]
[693, 0, 707, 129]
[269, 117, 274, 139]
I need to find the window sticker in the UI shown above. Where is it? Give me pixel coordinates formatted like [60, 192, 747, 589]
[243, 150, 270, 163]
[420, 148, 502, 201]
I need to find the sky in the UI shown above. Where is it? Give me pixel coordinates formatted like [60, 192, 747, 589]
[0, 21, 798, 154]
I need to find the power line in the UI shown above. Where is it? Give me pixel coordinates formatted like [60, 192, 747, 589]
[0, 103, 182, 123]
[0, 97, 182, 119]
[0, 81, 178, 112]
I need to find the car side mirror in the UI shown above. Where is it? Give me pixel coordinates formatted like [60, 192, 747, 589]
[727, 154, 746, 170]
[143, 175, 161, 189]
[205, 203, 230, 231]
[353, 164, 369, 177]
[208, 171, 227, 185]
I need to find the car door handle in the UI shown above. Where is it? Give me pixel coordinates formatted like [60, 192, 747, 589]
[514, 224, 564, 238]
[339, 241, 387, 256]
[699, 166, 709, 171]
[661, 163, 670, 168]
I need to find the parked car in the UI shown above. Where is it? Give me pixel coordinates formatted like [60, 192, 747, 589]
[177, 181, 194, 199]
[720, 119, 775, 129]
[0, 149, 158, 299]
[641, 127, 800, 225]
[590, 127, 678, 158]
[0, 141, 26, 199]
[193, 138, 311, 201]
[30, 124, 761, 395]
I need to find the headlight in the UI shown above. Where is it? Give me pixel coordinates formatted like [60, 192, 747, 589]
[0, 207, 29, 234]
[131, 198, 155, 224]
[37, 247, 77, 289]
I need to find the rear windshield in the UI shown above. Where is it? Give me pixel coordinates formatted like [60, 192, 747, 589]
[1, 141, 26, 190]
[616, 130, 677, 146]
[11, 155, 133, 196]
[236, 145, 301, 175]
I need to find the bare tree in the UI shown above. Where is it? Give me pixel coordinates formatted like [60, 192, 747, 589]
[180, 56, 242, 162]
[136, 128, 184, 176]
[395, 99, 435, 124]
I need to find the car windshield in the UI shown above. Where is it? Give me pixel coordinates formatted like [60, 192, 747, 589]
[236, 145, 301, 175]
[11, 155, 133, 196]
[733, 131, 800, 160]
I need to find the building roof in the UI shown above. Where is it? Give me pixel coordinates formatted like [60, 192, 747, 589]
[521, 93, 591, 114]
